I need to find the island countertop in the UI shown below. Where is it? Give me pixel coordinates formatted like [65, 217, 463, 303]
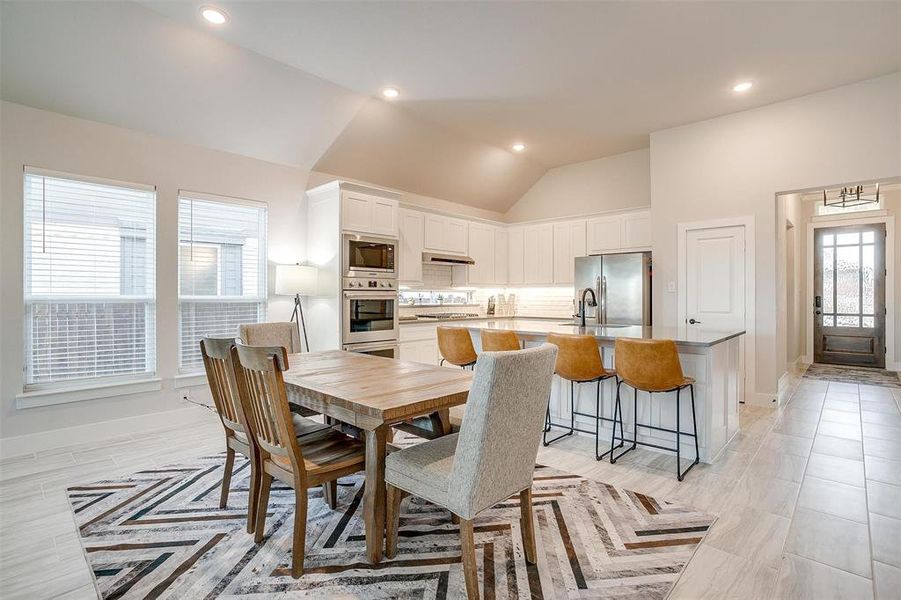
[460, 318, 745, 347]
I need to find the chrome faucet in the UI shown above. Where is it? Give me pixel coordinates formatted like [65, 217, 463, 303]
[578, 287, 598, 327]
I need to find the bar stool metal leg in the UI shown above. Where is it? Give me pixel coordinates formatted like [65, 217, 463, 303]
[631, 386, 638, 451]
[676, 387, 682, 481]
[543, 381, 575, 446]
[690, 384, 700, 463]
[594, 378, 622, 460]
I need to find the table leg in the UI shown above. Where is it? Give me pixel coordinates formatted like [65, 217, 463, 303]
[363, 425, 388, 563]
[434, 408, 452, 436]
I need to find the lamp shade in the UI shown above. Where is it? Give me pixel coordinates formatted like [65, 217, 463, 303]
[275, 264, 318, 296]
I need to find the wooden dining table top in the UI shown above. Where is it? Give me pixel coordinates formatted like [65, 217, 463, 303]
[282, 350, 473, 424]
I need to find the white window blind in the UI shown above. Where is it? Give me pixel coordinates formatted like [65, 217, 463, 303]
[23, 169, 157, 387]
[178, 193, 267, 373]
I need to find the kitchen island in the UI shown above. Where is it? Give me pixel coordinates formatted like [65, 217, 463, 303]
[462, 319, 746, 464]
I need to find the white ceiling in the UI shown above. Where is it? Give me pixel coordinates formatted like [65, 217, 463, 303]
[2, 1, 898, 212]
[145, 0, 900, 168]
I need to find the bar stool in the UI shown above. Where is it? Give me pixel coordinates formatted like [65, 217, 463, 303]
[544, 333, 620, 460]
[437, 326, 477, 369]
[609, 338, 699, 481]
[480, 329, 522, 352]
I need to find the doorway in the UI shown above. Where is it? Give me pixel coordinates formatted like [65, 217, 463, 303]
[813, 223, 886, 368]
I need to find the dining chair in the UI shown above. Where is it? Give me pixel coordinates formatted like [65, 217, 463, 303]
[232, 341, 366, 578]
[385, 344, 558, 600]
[238, 322, 317, 418]
[200, 337, 259, 533]
[479, 329, 521, 352]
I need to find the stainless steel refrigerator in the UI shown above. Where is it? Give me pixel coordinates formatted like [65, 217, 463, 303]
[573, 253, 652, 326]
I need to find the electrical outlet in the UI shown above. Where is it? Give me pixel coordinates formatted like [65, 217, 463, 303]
[667, 281, 677, 293]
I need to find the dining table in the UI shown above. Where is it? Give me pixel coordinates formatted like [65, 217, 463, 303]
[282, 350, 473, 563]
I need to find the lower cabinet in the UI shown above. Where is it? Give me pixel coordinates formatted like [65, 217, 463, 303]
[399, 324, 440, 365]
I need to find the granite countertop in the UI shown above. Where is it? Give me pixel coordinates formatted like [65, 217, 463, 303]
[460, 318, 745, 347]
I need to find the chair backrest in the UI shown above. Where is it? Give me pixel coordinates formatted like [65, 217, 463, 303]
[200, 337, 245, 434]
[238, 322, 300, 353]
[447, 344, 557, 518]
[480, 329, 520, 352]
[437, 326, 477, 367]
[546, 332, 606, 382]
[231, 342, 305, 475]
[614, 338, 684, 391]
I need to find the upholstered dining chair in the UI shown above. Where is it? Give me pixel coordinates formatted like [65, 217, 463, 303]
[200, 337, 259, 533]
[479, 329, 521, 352]
[238, 322, 318, 418]
[385, 344, 558, 600]
[232, 342, 366, 578]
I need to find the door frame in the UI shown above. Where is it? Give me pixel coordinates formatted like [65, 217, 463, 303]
[806, 213, 896, 370]
[677, 216, 756, 403]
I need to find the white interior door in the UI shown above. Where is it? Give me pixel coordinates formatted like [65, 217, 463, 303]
[685, 226, 746, 330]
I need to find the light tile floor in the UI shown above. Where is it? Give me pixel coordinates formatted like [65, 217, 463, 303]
[1, 372, 899, 599]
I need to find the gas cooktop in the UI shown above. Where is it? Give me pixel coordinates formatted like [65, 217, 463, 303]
[414, 312, 480, 320]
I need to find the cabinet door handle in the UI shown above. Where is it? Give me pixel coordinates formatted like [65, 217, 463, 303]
[688, 318, 701, 324]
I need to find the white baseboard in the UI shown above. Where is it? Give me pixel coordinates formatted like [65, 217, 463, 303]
[746, 391, 777, 405]
[0, 405, 213, 459]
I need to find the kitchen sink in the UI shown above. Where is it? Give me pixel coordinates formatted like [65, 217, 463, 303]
[557, 322, 632, 328]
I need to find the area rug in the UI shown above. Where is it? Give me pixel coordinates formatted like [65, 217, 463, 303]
[803, 363, 901, 387]
[68, 454, 715, 599]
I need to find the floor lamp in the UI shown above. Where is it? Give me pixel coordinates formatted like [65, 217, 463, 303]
[275, 264, 318, 352]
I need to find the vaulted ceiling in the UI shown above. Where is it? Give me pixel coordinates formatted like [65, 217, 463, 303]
[2, 1, 899, 213]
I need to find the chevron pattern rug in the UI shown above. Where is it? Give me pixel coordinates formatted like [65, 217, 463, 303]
[69, 453, 715, 599]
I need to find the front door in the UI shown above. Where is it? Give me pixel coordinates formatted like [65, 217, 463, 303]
[814, 223, 886, 368]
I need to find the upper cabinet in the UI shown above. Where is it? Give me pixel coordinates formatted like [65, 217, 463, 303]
[495, 229, 508, 286]
[553, 220, 586, 284]
[465, 223, 496, 284]
[587, 209, 651, 254]
[341, 190, 398, 237]
[507, 227, 525, 285]
[398, 209, 424, 285]
[423, 214, 468, 254]
[523, 224, 554, 284]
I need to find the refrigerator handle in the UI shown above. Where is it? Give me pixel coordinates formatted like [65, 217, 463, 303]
[598, 275, 606, 325]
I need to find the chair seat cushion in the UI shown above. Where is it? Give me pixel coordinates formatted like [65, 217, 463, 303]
[385, 433, 459, 508]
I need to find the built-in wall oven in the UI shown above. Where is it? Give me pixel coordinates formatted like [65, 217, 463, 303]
[342, 340, 399, 359]
[342, 287, 399, 345]
[343, 234, 397, 279]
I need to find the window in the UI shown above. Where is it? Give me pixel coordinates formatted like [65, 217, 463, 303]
[23, 169, 156, 387]
[178, 193, 267, 372]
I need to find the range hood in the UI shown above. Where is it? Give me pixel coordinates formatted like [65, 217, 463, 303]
[422, 252, 475, 266]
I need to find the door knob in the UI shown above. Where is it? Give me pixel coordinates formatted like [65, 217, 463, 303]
[688, 318, 701, 325]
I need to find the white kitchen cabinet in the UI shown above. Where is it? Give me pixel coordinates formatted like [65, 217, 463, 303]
[587, 215, 622, 254]
[507, 227, 525, 284]
[398, 209, 424, 284]
[399, 324, 440, 365]
[553, 220, 587, 284]
[622, 210, 651, 249]
[463, 223, 496, 285]
[495, 229, 508, 285]
[423, 214, 468, 254]
[523, 224, 554, 284]
[341, 191, 398, 236]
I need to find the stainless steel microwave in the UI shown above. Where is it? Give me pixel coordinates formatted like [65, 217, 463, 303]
[343, 234, 397, 278]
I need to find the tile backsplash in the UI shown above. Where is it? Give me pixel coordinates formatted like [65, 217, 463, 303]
[474, 287, 575, 319]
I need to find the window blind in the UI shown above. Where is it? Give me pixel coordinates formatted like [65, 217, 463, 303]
[23, 170, 157, 387]
[178, 193, 267, 372]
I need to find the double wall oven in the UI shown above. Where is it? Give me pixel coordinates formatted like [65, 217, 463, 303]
[341, 234, 399, 358]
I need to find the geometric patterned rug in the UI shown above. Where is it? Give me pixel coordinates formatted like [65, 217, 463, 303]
[68, 453, 715, 599]
[803, 363, 901, 387]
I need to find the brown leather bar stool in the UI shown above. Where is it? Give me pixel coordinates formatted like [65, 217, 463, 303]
[544, 333, 620, 460]
[609, 338, 699, 481]
[437, 326, 477, 369]
[480, 329, 522, 352]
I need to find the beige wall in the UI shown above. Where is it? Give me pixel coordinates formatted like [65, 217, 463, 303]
[650, 73, 900, 400]
[504, 148, 650, 222]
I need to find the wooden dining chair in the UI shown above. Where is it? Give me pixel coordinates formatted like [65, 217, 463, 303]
[200, 337, 259, 533]
[238, 322, 318, 418]
[232, 341, 366, 578]
[385, 344, 558, 599]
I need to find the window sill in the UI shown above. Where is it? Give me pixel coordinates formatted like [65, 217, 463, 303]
[174, 373, 208, 389]
[16, 378, 163, 409]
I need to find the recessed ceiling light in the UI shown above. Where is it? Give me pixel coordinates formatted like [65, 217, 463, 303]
[511, 143, 526, 153]
[201, 6, 228, 25]
[381, 87, 400, 99]
[732, 81, 753, 93]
